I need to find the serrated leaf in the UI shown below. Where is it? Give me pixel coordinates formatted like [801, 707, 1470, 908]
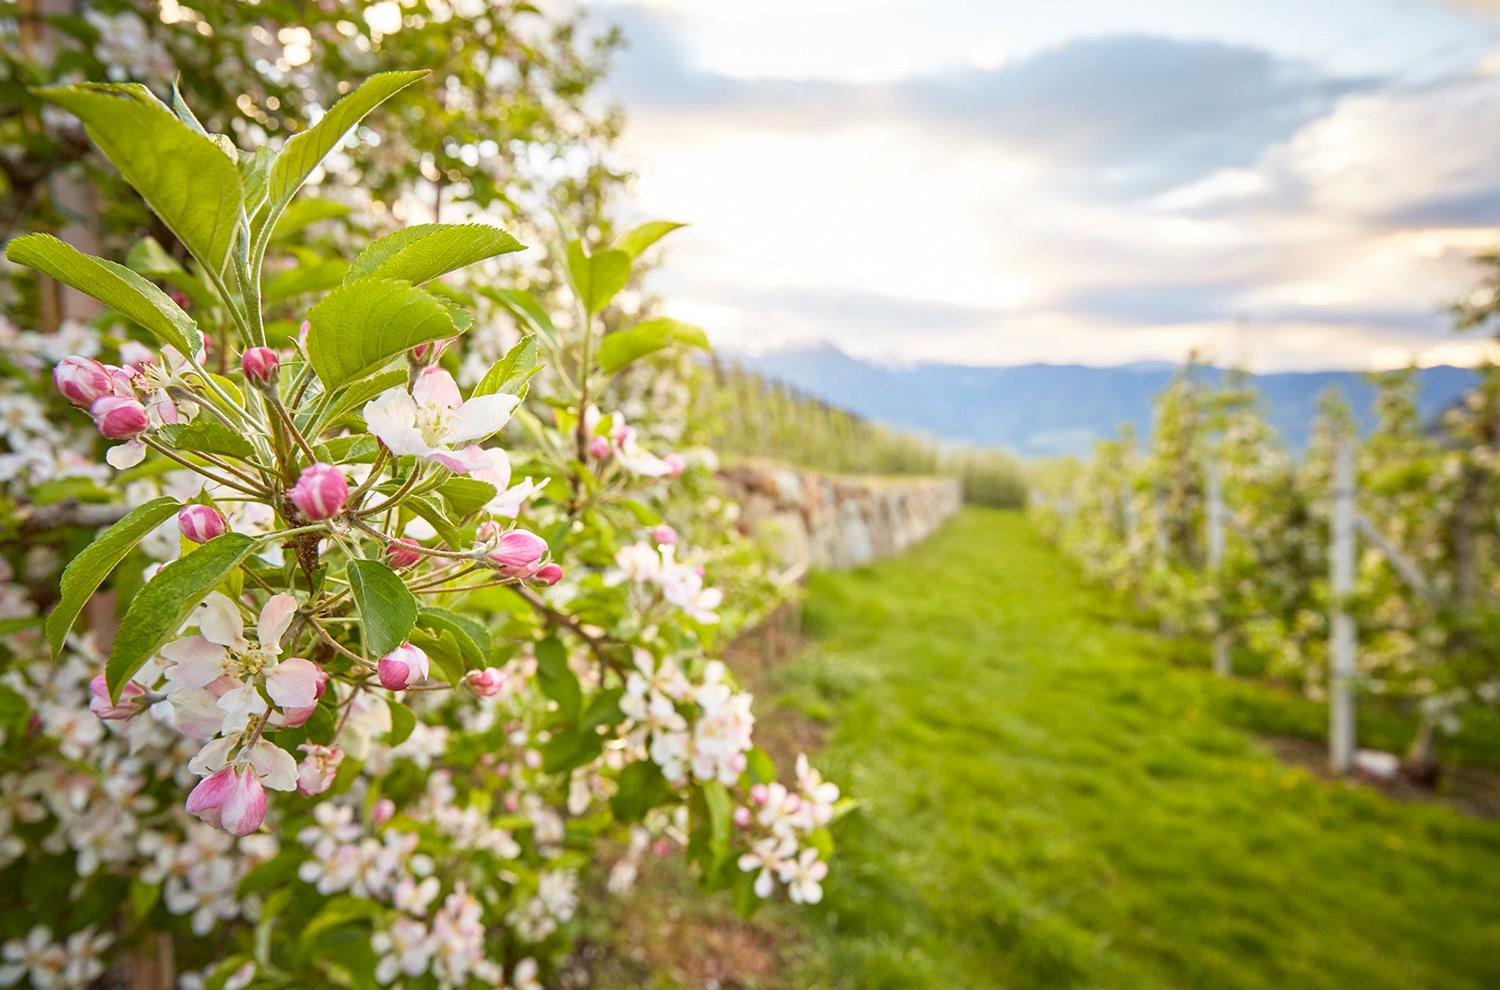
[157, 418, 255, 459]
[306, 279, 455, 389]
[239, 146, 276, 215]
[6, 234, 202, 358]
[38, 83, 242, 271]
[473, 335, 539, 399]
[565, 242, 632, 316]
[417, 607, 488, 669]
[386, 699, 416, 746]
[263, 71, 426, 227]
[347, 559, 418, 658]
[46, 496, 180, 657]
[346, 223, 524, 284]
[106, 533, 256, 701]
[489, 288, 559, 348]
[597, 317, 710, 375]
[616, 220, 686, 259]
[398, 494, 466, 550]
[702, 780, 733, 870]
[437, 477, 497, 518]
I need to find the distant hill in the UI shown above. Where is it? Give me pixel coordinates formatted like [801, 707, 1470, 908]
[725, 345, 1479, 457]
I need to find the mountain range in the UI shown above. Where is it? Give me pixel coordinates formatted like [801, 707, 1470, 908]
[725, 345, 1480, 457]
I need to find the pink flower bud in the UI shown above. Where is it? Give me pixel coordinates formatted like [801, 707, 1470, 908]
[466, 667, 504, 698]
[371, 798, 396, 825]
[653, 838, 673, 857]
[90, 395, 149, 439]
[241, 346, 281, 387]
[535, 562, 564, 586]
[54, 356, 113, 407]
[377, 643, 429, 691]
[651, 524, 678, 547]
[664, 452, 686, 477]
[750, 783, 770, 806]
[296, 743, 344, 796]
[89, 674, 145, 721]
[408, 339, 451, 365]
[186, 766, 266, 836]
[488, 529, 548, 578]
[733, 806, 752, 829]
[169, 289, 192, 311]
[386, 538, 423, 569]
[290, 463, 348, 520]
[588, 435, 612, 460]
[178, 504, 228, 543]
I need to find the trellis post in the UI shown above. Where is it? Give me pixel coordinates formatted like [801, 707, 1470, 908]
[1207, 460, 1231, 676]
[1329, 437, 1357, 774]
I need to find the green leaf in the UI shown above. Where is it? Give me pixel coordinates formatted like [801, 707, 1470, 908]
[489, 288, 559, 348]
[540, 727, 604, 773]
[702, 780, 733, 870]
[616, 220, 686, 259]
[306, 279, 456, 390]
[535, 636, 580, 722]
[239, 146, 276, 215]
[263, 71, 426, 227]
[265, 249, 349, 302]
[271, 197, 352, 242]
[386, 699, 416, 747]
[157, 418, 255, 459]
[414, 631, 467, 686]
[565, 242, 632, 316]
[106, 533, 256, 701]
[38, 83, 243, 271]
[473, 335, 539, 398]
[746, 747, 776, 786]
[346, 223, 524, 284]
[6, 234, 202, 358]
[399, 495, 466, 550]
[47, 496, 180, 657]
[237, 850, 305, 897]
[302, 895, 382, 942]
[347, 559, 418, 657]
[437, 477, 497, 518]
[597, 318, 710, 375]
[581, 687, 625, 731]
[416, 607, 489, 669]
[612, 761, 672, 821]
[307, 369, 407, 434]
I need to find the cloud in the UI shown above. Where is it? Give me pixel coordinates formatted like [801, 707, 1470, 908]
[610, 7, 1368, 193]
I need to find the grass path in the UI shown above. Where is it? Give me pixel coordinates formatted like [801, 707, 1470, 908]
[772, 508, 1500, 989]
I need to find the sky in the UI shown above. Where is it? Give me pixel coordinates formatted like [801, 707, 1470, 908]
[585, 0, 1500, 371]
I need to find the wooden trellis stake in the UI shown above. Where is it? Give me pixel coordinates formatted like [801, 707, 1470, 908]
[1329, 438, 1357, 774]
[1207, 460, 1231, 676]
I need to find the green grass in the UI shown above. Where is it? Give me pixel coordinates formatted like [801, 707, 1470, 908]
[778, 508, 1500, 990]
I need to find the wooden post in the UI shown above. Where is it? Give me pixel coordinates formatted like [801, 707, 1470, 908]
[1329, 437, 1357, 774]
[1207, 460, 1230, 676]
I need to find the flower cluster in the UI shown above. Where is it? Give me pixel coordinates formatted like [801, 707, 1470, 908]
[0, 72, 839, 989]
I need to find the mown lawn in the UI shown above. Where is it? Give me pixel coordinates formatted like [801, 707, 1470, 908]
[765, 508, 1500, 989]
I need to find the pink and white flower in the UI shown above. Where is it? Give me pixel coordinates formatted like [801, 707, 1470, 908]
[296, 743, 344, 796]
[487, 529, 548, 579]
[290, 463, 348, 520]
[178, 504, 227, 543]
[363, 366, 519, 474]
[185, 765, 268, 836]
[377, 644, 429, 691]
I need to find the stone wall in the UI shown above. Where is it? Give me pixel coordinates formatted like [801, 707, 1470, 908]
[718, 461, 963, 570]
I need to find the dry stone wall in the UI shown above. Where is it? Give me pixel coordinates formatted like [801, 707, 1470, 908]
[718, 460, 962, 570]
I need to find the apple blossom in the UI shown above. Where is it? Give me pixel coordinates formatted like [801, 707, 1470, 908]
[89, 395, 148, 439]
[88, 674, 145, 721]
[535, 562, 564, 585]
[53, 355, 114, 407]
[488, 529, 548, 578]
[290, 463, 349, 520]
[296, 743, 344, 796]
[363, 366, 519, 473]
[465, 667, 505, 698]
[378, 643, 429, 691]
[651, 524, 678, 546]
[186, 765, 267, 836]
[588, 435, 611, 460]
[386, 537, 423, 569]
[177, 504, 227, 543]
[241, 346, 280, 387]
